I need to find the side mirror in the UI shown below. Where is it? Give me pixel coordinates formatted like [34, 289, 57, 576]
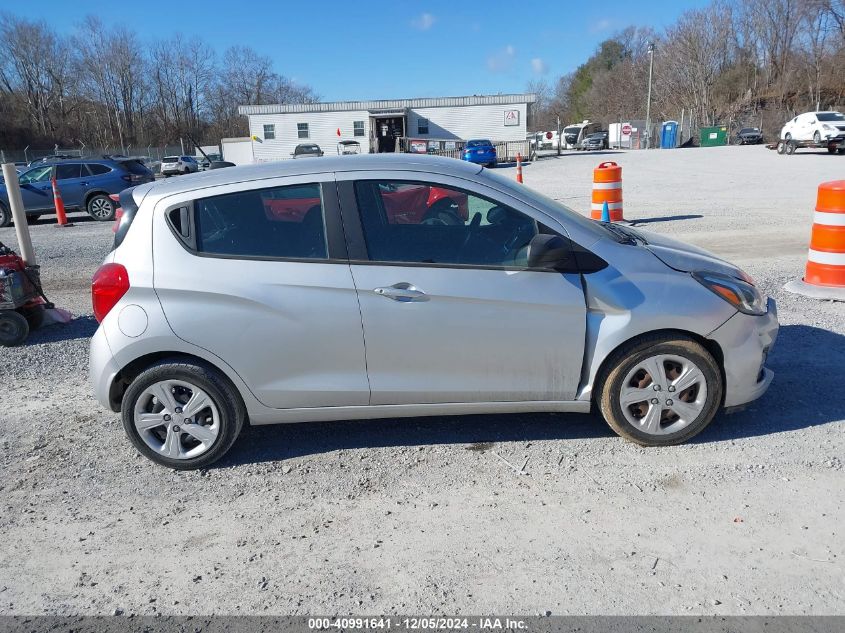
[527, 234, 570, 270]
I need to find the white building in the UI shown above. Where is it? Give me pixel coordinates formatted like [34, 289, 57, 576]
[237, 93, 536, 161]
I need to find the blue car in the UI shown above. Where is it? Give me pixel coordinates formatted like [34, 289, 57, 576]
[0, 157, 154, 227]
[462, 139, 497, 167]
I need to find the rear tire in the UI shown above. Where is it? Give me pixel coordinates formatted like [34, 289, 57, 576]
[121, 360, 246, 469]
[597, 334, 723, 446]
[0, 202, 11, 228]
[0, 310, 29, 347]
[785, 141, 796, 155]
[87, 194, 115, 221]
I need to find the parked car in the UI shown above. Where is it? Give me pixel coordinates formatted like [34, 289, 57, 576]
[89, 154, 778, 469]
[160, 156, 199, 177]
[734, 127, 763, 144]
[462, 139, 497, 167]
[0, 157, 154, 227]
[291, 144, 324, 159]
[780, 111, 845, 144]
[580, 132, 609, 151]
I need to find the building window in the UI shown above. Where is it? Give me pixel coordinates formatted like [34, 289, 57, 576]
[417, 118, 429, 135]
[297, 123, 309, 139]
[353, 121, 365, 137]
[263, 124, 275, 140]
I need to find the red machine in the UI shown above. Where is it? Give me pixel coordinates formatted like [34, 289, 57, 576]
[0, 242, 51, 346]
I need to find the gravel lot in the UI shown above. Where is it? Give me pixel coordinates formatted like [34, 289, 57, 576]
[0, 145, 843, 616]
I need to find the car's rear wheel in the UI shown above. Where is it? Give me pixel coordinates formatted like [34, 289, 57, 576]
[121, 360, 245, 469]
[598, 335, 723, 446]
[87, 194, 115, 221]
[784, 132, 792, 141]
[0, 201, 11, 228]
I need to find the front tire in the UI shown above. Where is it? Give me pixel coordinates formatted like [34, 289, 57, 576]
[121, 360, 246, 469]
[597, 335, 723, 446]
[813, 131, 822, 144]
[87, 194, 115, 221]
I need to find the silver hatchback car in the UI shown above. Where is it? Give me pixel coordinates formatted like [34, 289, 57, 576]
[90, 155, 778, 469]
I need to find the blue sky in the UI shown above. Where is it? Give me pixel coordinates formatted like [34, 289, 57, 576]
[19, 0, 710, 101]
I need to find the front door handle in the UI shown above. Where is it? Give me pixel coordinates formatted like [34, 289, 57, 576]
[373, 282, 429, 302]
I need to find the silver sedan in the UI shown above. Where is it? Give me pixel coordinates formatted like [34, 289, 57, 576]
[89, 155, 778, 468]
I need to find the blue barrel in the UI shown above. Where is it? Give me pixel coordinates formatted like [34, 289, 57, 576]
[661, 121, 678, 149]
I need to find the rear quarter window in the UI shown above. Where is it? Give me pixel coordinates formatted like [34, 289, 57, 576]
[117, 160, 152, 175]
[86, 163, 111, 175]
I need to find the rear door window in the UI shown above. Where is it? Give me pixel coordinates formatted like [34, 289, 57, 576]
[55, 164, 82, 180]
[194, 183, 328, 260]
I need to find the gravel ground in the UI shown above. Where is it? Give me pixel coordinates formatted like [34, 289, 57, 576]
[0, 145, 843, 616]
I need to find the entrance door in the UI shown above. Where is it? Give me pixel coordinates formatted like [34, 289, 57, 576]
[374, 117, 405, 152]
[342, 176, 587, 405]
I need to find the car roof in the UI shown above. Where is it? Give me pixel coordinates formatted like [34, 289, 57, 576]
[132, 154, 484, 200]
[28, 158, 116, 167]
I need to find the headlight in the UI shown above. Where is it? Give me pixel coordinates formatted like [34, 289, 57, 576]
[692, 271, 768, 315]
[823, 124, 835, 130]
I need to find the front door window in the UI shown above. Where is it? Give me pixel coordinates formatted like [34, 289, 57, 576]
[354, 180, 540, 268]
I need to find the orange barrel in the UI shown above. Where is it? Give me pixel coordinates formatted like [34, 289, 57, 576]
[591, 161, 624, 221]
[804, 180, 845, 287]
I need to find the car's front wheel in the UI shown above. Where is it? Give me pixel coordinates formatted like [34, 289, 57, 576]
[598, 335, 723, 446]
[87, 194, 115, 221]
[814, 131, 822, 144]
[121, 360, 246, 469]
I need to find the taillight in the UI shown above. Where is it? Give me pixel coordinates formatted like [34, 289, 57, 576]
[92, 263, 129, 322]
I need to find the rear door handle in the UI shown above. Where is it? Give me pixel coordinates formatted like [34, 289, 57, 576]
[374, 283, 429, 302]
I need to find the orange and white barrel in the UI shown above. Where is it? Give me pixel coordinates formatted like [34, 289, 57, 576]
[591, 161, 624, 222]
[805, 180, 845, 287]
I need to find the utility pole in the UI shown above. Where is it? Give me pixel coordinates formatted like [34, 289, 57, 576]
[645, 41, 655, 149]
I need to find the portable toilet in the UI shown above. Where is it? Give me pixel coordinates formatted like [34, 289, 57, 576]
[661, 121, 678, 148]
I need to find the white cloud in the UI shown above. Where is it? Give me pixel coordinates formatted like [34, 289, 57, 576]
[487, 44, 516, 72]
[591, 18, 612, 33]
[530, 57, 548, 74]
[411, 13, 436, 30]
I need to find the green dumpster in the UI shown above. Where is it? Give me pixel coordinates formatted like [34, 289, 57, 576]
[699, 125, 728, 147]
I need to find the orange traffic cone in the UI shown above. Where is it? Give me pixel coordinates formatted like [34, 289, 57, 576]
[51, 176, 73, 228]
[785, 180, 845, 300]
[516, 153, 523, 184]
[591, 162, 624, 222]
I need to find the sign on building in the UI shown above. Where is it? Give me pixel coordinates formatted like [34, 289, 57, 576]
[504, 110, 520, 126]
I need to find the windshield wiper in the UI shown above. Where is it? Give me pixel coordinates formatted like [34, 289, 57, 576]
[600, 222, 648, 246]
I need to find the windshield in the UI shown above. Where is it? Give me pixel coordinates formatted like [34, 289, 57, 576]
[563, 127, 581, 135]
[740, 128, 758, 134]
[162, 157, 178, 163]
[466, 140, 492, 148]
[817, 112, 845, 122]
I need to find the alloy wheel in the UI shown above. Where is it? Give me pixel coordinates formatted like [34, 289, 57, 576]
[90, 197, 113, 219]
[133, 379, 220, 459]
[619, 354, 708, 435]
